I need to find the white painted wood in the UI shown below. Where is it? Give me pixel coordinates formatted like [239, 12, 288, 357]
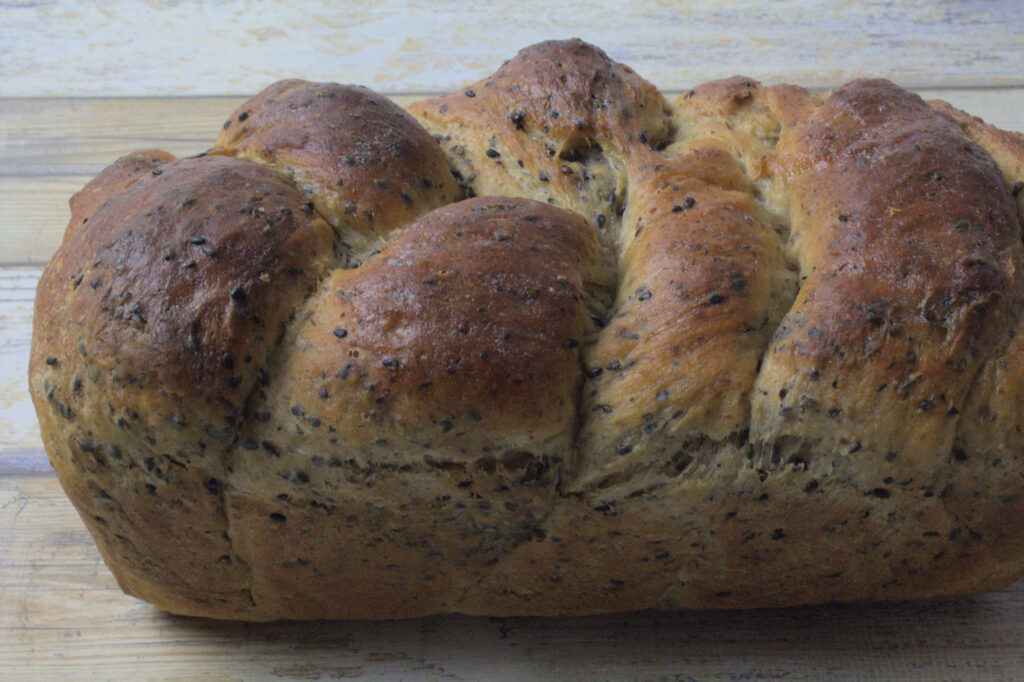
[1, 0, 1023, 97]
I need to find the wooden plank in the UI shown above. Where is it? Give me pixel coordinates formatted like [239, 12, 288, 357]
[2, 88, 1024, 266]
[2, 1, 1023, 97]
[0, 267, 41, 466]
[2, 474, 1024, 680]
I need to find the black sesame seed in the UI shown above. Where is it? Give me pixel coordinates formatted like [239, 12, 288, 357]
[683, 197, 696, 209]
[596, 214, 606, 227]
[617, 444, 633, 456]
[382, 357, 399, 369]
[465, 90, 476, 98]
[151, 168, 163, 176]
[509, 108, 526, 129]
[868, 488, 890, 499]
[230, 287, 247, 303]
[333, 328, 348, 339]
[189, 236, 206, 245]
[708, 294, 726, 305]
[485, 148, 500, 158]
[45, 356, 58, 366]
[587, 367, 603, 379]
[638, 290, 652, 301]
[538, 172, 549, 182]
[238, 111, 249, 122]
[838, 214, 849, 222]
[269, 512, 286, 523]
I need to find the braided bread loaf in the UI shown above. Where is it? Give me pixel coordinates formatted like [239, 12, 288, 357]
[29, 39, 1024, 620]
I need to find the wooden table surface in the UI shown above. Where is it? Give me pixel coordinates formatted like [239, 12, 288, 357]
[3, 2, 1024, 679]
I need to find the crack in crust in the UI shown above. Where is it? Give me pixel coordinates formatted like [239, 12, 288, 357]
[27, 39, 1024, 620]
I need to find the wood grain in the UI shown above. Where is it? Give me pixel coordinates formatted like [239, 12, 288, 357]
[2, 474, 1023, 681]
[2, 0, 1023, 97]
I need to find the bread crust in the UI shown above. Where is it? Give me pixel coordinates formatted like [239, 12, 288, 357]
[29, 40, 1024, 619]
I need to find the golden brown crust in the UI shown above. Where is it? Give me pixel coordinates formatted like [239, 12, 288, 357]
[30, 154, 335, 617]
[227, 197, 604, 618]
[214, 80, 460, 257]
[407, 39, 672, 251]
[754, 79, 1022, 486]
[68, 150, 177, 231]
[28, 40, 1024, 620]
